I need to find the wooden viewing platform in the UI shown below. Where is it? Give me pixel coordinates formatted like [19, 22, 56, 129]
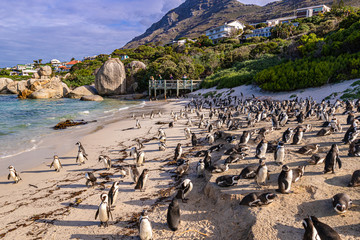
[148, 79, 202, 98]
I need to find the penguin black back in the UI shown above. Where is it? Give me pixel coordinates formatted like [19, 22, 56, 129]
[167, 198, 181, 231]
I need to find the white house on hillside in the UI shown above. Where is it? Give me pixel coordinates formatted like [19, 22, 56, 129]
[245, 27, 273, 39]
[296, 5, 331, 18]
[51, 59, 61, 67]
[206, 20, 245, 42]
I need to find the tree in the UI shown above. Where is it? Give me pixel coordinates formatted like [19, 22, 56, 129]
[256, 23, 267, 29]
[71, 57, 75, 61]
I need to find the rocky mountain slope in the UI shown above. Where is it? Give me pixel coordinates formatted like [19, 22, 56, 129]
[124, 0, 360, 49]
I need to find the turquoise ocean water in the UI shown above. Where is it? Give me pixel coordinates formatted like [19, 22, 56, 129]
[0, 95, 142, 159]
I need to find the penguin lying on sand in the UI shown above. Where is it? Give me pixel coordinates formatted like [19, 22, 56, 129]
[240, 192, 277, 207]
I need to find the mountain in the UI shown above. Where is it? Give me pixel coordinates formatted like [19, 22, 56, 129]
[123, 0, 360, 49]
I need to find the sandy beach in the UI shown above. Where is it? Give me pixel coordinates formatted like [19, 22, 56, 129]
[1, 96, 360, 240]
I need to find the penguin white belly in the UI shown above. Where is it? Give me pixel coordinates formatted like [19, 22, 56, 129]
[54, 160, 61, 170]
[99, 204, 108, 222]
[103, 160, 109, 169]
[139, 219, 152, 240]
[285, 171, 293, 191]
[259, 145, 267, 158]
[276, 149, 285, 162]
[184, 183, 193, 198]
[112, 191, 119, 205]
[10, 171, 17, 181]
[142, 175, 148, 187]
[257, 167, 267, 183]
[77, 152, 85, 164]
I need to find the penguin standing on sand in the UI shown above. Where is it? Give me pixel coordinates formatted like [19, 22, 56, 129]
[184, 128, 191, 139]
[159, 142, 166, 151]
[135, 169, 149, 192]
[196, 159, 205, 178]
[256, 139, 268, 159]
[130, 165, 140, 184]
[324, 144, 342, 174]
[98, 155, 112, 170]
[276, 165, 293, 194]
[50, 155, 62, 172]
[85, 172, 97, 187]
[176, 179, 193, 203]
[332, 193, 352, 214]
[348, 170, 360, 187]
[292, 126, 304, 145]
[139, 210, 152, 240]
[95, 193, 113, 227]
[203, 151, 212, 170]
[167, 198, 181, 231]
[274, 142, 285, 165]
[7, 165, 21, 183]
[108, 181, 120, 208]
[136, 119, 141, 129]
[303, 216, 341, 240]
[191, 133, 198, 146]
[136, 151, 145, 166]
[76, 148, 88, 165]
[76, 141, 88, 157]
[240, 131, 251, 144]
[174, 143, 183, 161]
[292, 166, 305, 183]
[282, 128, 294, 143]
[255, 160, 270, 186]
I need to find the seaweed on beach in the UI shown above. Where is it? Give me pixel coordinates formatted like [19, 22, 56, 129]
[53, 119, 97, 130]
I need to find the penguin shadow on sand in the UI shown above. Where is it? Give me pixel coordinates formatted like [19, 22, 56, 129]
[61, 202, 98, 210]
[57, 183, 87, 189]
[36, 219, 98, 227]
[0, 181, 14, 185]
[70, 234, 137, 239]
[21, 169, 54, 173]
[334, 223, 360, 239]
[274, 223, 303, 240]
[297, 198, 336, 218]
[324, 174, 352, 187]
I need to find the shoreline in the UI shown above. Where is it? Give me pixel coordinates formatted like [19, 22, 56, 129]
[0, 99, 148, 177]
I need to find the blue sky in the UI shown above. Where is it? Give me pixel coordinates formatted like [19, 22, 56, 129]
[0, 0, 277, 68]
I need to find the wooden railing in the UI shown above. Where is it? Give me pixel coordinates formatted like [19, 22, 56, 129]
[148, 79, 202, 98]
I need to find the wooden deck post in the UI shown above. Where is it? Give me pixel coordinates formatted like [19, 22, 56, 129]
[190, 79, 193, 92]
[176, 80, 179, 97]
[154, 80, 157, 99]
[164, 79, 167, 100]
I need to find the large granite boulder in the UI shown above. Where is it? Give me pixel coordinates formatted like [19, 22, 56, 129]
[7, 80, 28, 94]
[80, 95, 104, 101]
[126, 61, 146, 93]
[62, 82, 70, 96]
[95, 58, 126, 95]
[28, 78, 65, 99]
[67, 85, 98, 99]
[0, 78, 13, 93]
[38, 65, 52, 79]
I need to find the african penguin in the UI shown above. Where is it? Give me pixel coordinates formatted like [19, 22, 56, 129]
[135, 169, 149, 192]
[108, 181, 120, 207]
[282, 127, 294, 144]
[255, 139, 268, 159]
[167, 198, 181, 231]
[332, 193, 352, 214]
[50, 155, 62, 172]
[255, 160, 270, 186]
[292, 166, 305, 183]
[216, 175, 240, 187]
[76, 149, 88, 165]
[309, 216, 341, 240]
[130, 165, 140, 184]
[175, 179, 193, 203]
[276, 164, 293, 194]
[348, 169, 360, 187]
[85, 172, 97, 187]
[196, 159, 205, 178]
[98, 155, 112, 170]
[324, 144, 342, 174]
[302, 217, 321, 240]
[136, 151, 145, 167]
[274, 142, 285, 165]
[174, 143, 183, 161]
[139, 210, 152, 240]
[7, 165, 21, 183]
[95, 193, 113, 227]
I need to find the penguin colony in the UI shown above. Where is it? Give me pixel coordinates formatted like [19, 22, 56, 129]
[6, 96, 360, 239]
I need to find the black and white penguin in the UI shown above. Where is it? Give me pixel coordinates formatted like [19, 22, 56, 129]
[348, 169, 360, 187]
[50, 155, 62, 172]
[292, 165, 305, 183]
[203, 151, 212, 170]
[308, 154, 325, 165]
[159, 142, 166, 151]
[136, 138, 144, 149]
[209, 162, 229, 173]
[274, 142, 285, 165]
[108, 181, 120, 207]
[276, 164, 293, 194]
[191, 133, 198, 146]
[196, 159, 205, 178]
[184, 127, 191, 139]
[206, 133, 215, 145]
[76, 141, 88, 157]
[135, 169, 149, 192]
[174, 143, 183, 161]
[308, 216, 341, 240]
[271, 115, 280, 130]
[136, 119, 141, 129]
[255, 160, 270, 186]
[136, 150, 145, 167]
[95, 193, 113, 227]
[85, 172, 97, 187]
[98, 155, 112, 170]
[139, 210, 152, 240]
[292, 126, 304, 145]
[332, 193, 352, 214]
[342, 125, 360, 144]
[324, 144, 342, 174]
[130, 165, 140, 184]
[208, 144, 224, 152]
[348, 140, 360, 156]
[225, 152, 247, 164]
[159, 135, 166, 145]
[169, 121, 174, 128]
[167, 198, 181, 231]
[76, 148, 88, 165]
[7, 165, 21, 183]
[240, 131, 251, 144]
[175, 160, 189, 178]
[216, 175, 240, 187]
[255, 139, 268, 159]
[279, 112, 288, 127]
[239, 166, 257, 179]
[282, 127, 294, 144]
[302, 217, 320, 240]
[176, 179, 193, 203]
[297, 144, 319, 155]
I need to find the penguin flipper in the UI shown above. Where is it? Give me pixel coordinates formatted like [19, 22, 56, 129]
[7, 174, 10, 180]
[95, 208, 99, 220]
[50, 162, 53, 169]
[337, 156, 342, 169]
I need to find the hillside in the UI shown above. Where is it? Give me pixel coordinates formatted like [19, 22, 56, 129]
[123, 0, 360, 48]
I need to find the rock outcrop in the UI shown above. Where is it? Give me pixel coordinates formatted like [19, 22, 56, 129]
[95, 58, 126, 95]
[80, 95, 104, 101]
[37, 66, 52, 79]
[6, 80, 28, 94]
[67, 85, 98, 99]
[126, 61, 146, 93]
[28, 78, 67, 99]
[0, 78, 13, 93]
